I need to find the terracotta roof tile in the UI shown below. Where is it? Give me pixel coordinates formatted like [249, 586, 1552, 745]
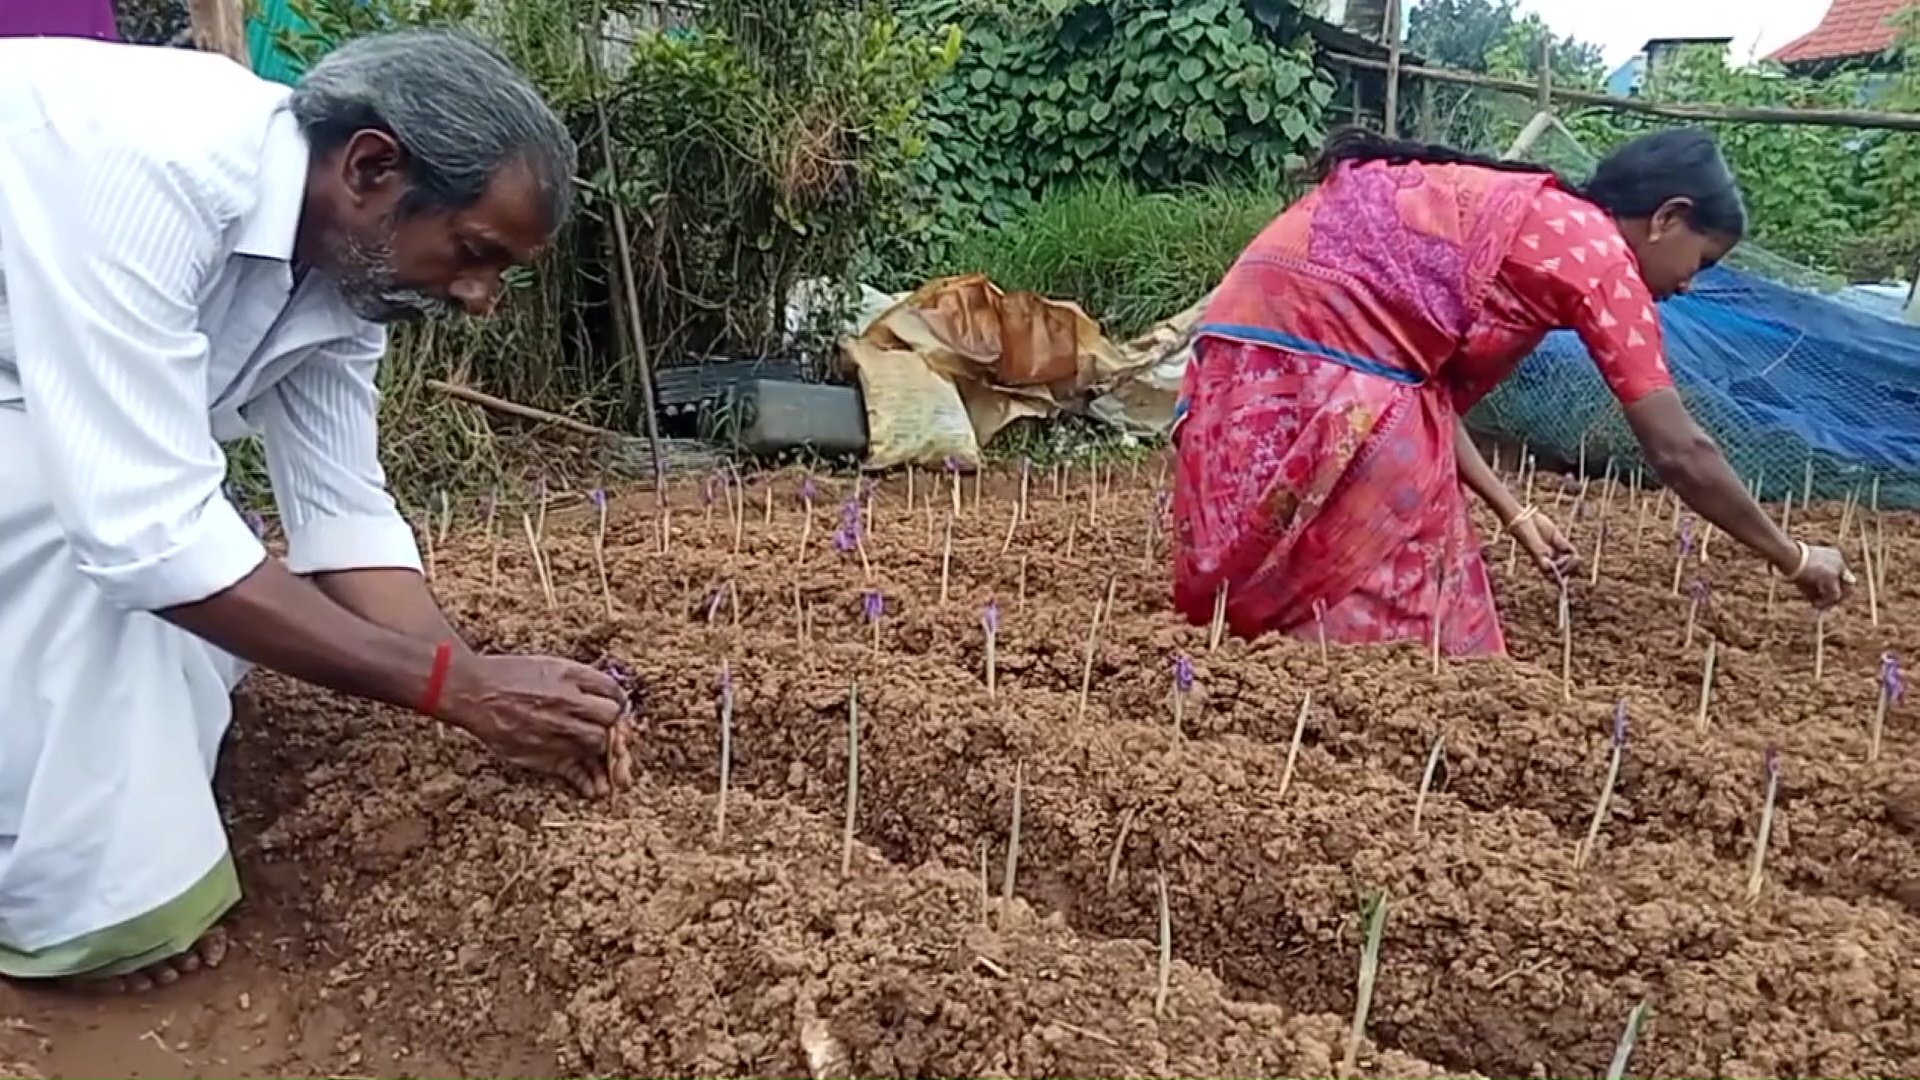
[1769, 0, 1909, 64]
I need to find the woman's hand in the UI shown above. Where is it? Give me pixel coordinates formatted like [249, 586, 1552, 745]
[1510, 509, 1579, 581]
[1787, 543, 1854, 610]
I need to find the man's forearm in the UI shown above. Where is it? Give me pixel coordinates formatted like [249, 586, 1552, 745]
[311, 567, 471, 652]
[160, 559, 444, 710]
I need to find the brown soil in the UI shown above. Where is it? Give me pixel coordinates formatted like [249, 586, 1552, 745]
[3, 459, 1914, 1079]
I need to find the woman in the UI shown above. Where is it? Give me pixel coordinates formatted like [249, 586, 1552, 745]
[1171, 127, 1853, 655]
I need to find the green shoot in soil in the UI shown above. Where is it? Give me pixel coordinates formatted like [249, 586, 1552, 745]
[1340, 890, 1389, 1078]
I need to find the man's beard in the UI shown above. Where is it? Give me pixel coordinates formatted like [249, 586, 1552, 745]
[326, 220, 460, 324]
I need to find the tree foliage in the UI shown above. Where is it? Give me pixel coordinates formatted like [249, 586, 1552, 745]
[882, 0, 1333, 275]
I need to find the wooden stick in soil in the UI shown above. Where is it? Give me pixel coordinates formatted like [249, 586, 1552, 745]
[1745, 748, 1780, 903]
[1340, 890, 1389, 1079]
[950, 464, 962, 519]
[982, 601, 1000, 700]
[906, 464, 915, 511]
[1076, 575, 1119, 723]
[1411, 733, 1445, 836]
[1105, 806, 1138, 892]
[1695, 639, 1718, 733]
[1871, 654, 1899, 764]
[1860, 510, 1880, 628]
[485, 495, 500, 590]
[1766, 492, 1793, 613]
[1209, 581, 1228, 652]
[521, 512, 556, 609]
[1428, 611, 1442, 676]
[1559, 578, 1573, 704]
[1839, 482, 1860, 540]
[1277, 691, 1311, 802]
[716, 663, 733, 842]
[1574, 702, 1627, 872]
[1814, 612, 1827, 681]
[999, 495, 1022, 557]
[1605, 1000, 1651, 1080]
[1000, 762, 1025, 915]
[1154, 871, 1172, 1019]
[939, 514, 954, 604]
[593, 494, 614, 619]
[840, 679, 860, 880]
[763, 484, 772, 525]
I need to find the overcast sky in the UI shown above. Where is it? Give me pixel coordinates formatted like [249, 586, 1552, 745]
[1507, 0, 1832, 67]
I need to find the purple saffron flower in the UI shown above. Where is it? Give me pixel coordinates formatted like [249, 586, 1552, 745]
[862, 590, 884, 622]
[1763, 746, 1779, 781]
[1173, 653, 1194, 694]
[1883, 653, 1906, 703]
[1612, 701, 1628, 747]
[590, 488, 607, 511]
[598, 658, 636, 690]
[944, 455, 960, 474]
[982, 600, 1000, 636]
[799, 477, 818, 504]
[1679, 517, 1694, 557]
[833, 499, 862, 552]
[1689, 578, 1711, 605]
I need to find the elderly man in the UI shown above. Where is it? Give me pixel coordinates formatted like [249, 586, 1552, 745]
[0, 30, 632, 991]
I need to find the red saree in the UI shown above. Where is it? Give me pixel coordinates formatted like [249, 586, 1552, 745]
[1171, 163, 1673, 656]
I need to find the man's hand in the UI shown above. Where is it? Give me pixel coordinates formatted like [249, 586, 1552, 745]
[435, 655, 635, 797]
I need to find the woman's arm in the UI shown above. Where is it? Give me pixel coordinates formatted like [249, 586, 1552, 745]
[1623, 389, 1799, 570]
[1454, 421, 1525, 527]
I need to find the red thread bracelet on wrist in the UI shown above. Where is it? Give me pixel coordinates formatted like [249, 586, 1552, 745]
[418, 641, 454, 716]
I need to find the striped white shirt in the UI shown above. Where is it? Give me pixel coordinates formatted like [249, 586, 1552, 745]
[0, 36, 421, 613]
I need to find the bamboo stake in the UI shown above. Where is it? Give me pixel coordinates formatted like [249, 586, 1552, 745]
[1105, 805, 1138, 893]
[939, 514, 954, 604]
[1209, 581, 1228, 651]
[983, 601, 1000, 699]
[1559, 578, 1573, 703]
[1860, 510, 1880, 627]
[1000, 762, 1025, 910]
[1839, 482, 1861, 539]
[1277, 691, 1311, 802]
[1814, 613, 1827, 681]
[841, 680, 860, 879]
[1411, 733, 1445, 836]
[1153, 871, 1172, 1019]
[521, 512, 556, 609]
[485, 495, 501, 590]
[1076, 576, 1119, 722]
[1745, 749, 1779, 903]
[716, 663, 733, 841]
[1428, 611, 1442, 676]
[1695, 639, 1718, 733]
[1574, 703, 1627, 871]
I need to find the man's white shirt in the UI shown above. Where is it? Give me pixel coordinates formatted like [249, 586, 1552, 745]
[0, 36, 422, 614]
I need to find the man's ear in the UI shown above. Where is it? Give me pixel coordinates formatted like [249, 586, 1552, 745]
[338, 129, 407, 205]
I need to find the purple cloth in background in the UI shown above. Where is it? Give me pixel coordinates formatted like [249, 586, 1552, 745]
[0, 0, 121, 40]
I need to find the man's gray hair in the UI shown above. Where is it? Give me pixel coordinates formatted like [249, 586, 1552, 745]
[290, 29, 577, 230]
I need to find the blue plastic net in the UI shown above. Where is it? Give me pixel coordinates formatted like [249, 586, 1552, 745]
[1468, 256, 1920, 510]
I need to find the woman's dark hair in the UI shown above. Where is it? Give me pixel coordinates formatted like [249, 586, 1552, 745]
[1311, 126, 1746, 240]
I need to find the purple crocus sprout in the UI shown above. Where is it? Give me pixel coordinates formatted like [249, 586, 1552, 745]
[862, 590, 884, 622]
[598, 658, 636, 690]
[833, 499, 862, 552]
[982, 599, 1000, 636]
[590, 488, 607, 511]
[1884, 653, 1907, 703]
[1679, 517, 1694, 558]
[1612, 700, 1628, 748]
[944, 455, 960, 474]
[1763, 746, 1779, 782]
[1173, 653, 1194, 694]
[799, 477, 818, 505]
[1689, 578, 1711, 606]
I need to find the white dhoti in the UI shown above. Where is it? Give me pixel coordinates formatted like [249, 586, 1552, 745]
[0, 405, 249, 976]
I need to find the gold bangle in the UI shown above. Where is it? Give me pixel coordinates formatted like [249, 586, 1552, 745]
[1787, 540, 1811, 581]
[1503, 505, 1538, 534]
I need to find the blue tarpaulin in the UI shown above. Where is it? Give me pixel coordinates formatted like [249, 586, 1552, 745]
[1471, 263, 1920, 507]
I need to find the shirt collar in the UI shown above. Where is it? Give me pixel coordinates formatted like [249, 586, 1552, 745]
[232, 101, 308, 262]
